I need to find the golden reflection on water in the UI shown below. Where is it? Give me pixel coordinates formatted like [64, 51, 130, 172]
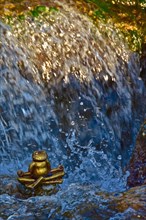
[0, 0, 57, 16]
[0, 0, 145, 52]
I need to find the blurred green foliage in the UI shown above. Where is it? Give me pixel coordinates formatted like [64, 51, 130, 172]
[0, 0, 145, 52]
[30, 6, 47, 17]
[84, 0, 146, 52]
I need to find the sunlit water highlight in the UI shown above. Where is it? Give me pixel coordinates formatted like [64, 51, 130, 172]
[0, 0, 146, 219]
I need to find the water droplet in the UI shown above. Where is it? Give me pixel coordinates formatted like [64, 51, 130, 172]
[104, 75, 108, 81]
[71, 121, 75, 125]
[142, 131, 146, 136]
[117, 155, 122, 160]
[97, 162, 101, 167]
[80, 102, 83, 105]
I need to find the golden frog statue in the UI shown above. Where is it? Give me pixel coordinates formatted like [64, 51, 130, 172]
[17, 150, 65, 189]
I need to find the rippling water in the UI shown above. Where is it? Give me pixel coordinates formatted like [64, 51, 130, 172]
[0, 0, 146, 219]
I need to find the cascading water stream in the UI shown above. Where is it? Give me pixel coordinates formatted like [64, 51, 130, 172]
[0, 1, 145, 190]
[0, 1, 146, 219]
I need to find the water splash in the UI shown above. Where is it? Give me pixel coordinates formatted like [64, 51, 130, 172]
[0, 1, 145, 192]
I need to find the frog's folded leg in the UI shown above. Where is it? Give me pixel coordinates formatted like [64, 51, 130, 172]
[27, 176, 44, 189]
[43, 179, 63, 185]
[26, 177, 63, 189]
[43, 171, 65, 182]
[17, 177, 35, 184]
[51, 165, 64, 174]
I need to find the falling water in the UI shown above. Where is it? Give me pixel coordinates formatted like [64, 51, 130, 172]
[0, 0, 146, 219]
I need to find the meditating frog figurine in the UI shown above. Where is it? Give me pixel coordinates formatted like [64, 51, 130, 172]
[17, 150, 64, 189]
[29, 150, 51, 178]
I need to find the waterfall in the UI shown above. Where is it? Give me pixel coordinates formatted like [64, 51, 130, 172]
[0, 2, 145, 191]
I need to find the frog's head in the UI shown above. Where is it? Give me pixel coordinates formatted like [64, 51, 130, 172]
[32, 150, 48, 161]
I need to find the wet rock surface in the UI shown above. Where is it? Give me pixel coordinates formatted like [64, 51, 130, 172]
[0, 176, 146, 220]
[140, 43, 146, 86]
[127, 121, 146, 187]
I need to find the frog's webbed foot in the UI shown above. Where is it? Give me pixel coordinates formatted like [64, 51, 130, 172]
[17, 170, 31, 177]
[17, 170, 24, 177]
[51, 165, 64, 174]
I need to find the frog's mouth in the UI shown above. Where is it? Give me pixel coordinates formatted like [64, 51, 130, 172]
[32, 151, 47, 161]
[33, 158, 47, 162]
